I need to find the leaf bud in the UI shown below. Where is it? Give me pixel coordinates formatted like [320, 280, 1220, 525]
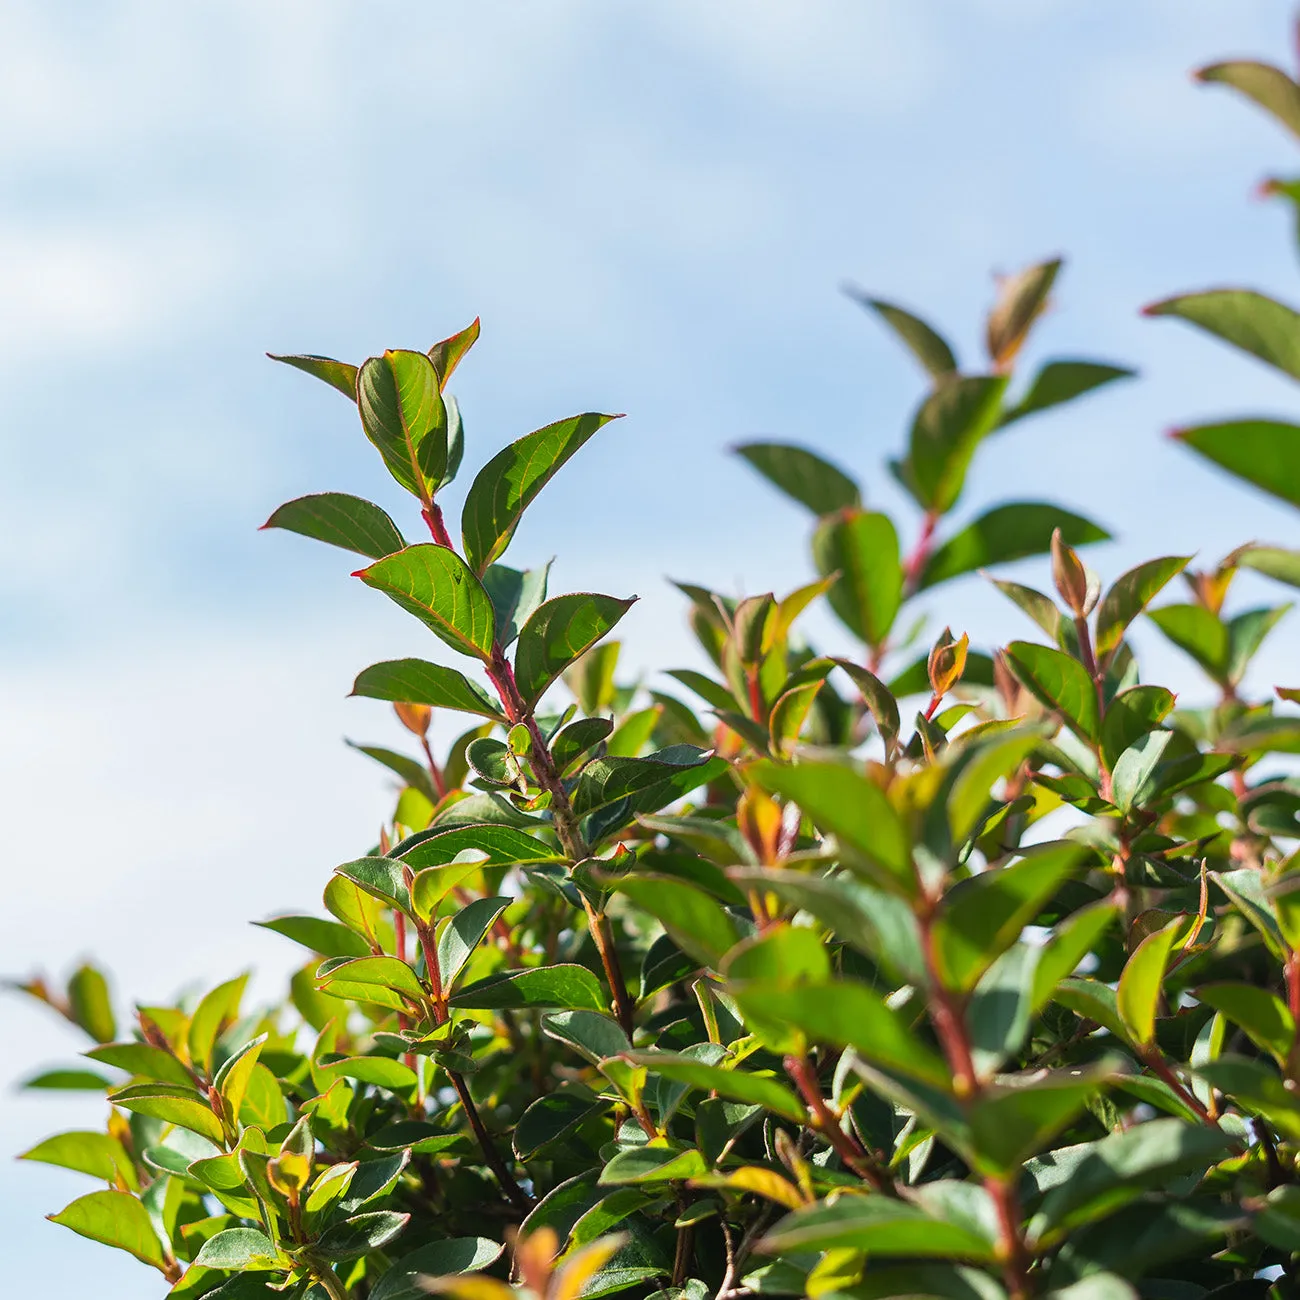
[394, 701, 432, 737]
[927, 628, 969, 700]
[1050, 529, 1097, 617]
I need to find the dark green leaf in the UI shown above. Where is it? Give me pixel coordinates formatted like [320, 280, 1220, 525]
[1100, 685, 1176, 771]
[346, 742, 434, 802]
[760, 1195, 997, 1261]
[437, 896, 511, 989]
[449, 964, 606, 1011]
[751, 757, 913, 896]
[1147, 604, 1229, 681]
[921, 503, 1109, 590]
[933, 844, 1085, 992]
[515, 1093, 606, 1160]
[1094, 556, 1190, 664]
[515, 593, 637, 709]
[1000, 360, 1135, 427]
[254, 915, 372, 959]
[371, 1239, 503, 1300]
[1173, 420, 1300, 510]
[358, 350, 446, 497]
[571, 747, 714, 819]
[733, 442, 861, 516]
[1028, 1119, 1233, 1241]
[609, 873, 741, 966]
[194, 1227, 280, 1270]
[483, 561, 552, 648]
[847, 291, 958, 378]
[351, 659, 505, 721]
[906, 376, 1010, 514]
[269, 352, 357, 399]
[1146, 289, 1300, 382]
[262, 493, 406, 559]
[623, 1052, 805, 1121]
[812, 508, 902, 649]
[314, 1211, 409, 1261]
[461, 412, 619, 575]
[731, 980, 950, 1087]
[1004, 642, 1099, 742]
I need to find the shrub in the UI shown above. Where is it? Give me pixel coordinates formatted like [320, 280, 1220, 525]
[12, 30, 1300, 1300]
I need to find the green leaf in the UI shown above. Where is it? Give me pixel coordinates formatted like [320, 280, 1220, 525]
[371, 1239, 504, 1300]
[515, 593, 637, 709]
[599, 1145, 708, 1185]
[1004, 642, 1099, 742]
[194, 1227, 281, 1270]
[437, 896, 512, 989]
[1227, 603, 1291, 684]
[733, 442, 861, 516]
[990, 578, 1062, 643]
[999, 360, 1135, 427]
[732, 979, 950, 1087]
[1173, 420, 1300, 510]
[948, 731, 1044, 846]
[355, 544, 496, 662]
[812, 507, 902, 648]
[315, 1210, 410, 1261]
[1094, 556, 1189, 664]
[482, 561, 552, 648]
[318, 955, 427, 1004]
[188, 975, 247, 1074]
[351, 659, 505, 721]
[1196, 982, 1294, 1067]
[21, 1130, 135, 1188]
[543, 1010, 632, 1065]
[1051, 1199, 1244, 1284]
[66, 964, 115, 1044]
[933, 844, 1085, 991]
[730, 867, 925, 985]
[1028, 1119, 1233, 1241]
[1198, 1056, 1300, 1141]
[86, 1041, 195, 1088]
[49, 1189, 168, 1271]
[346, 742, 434, 802]
[461, 412, 619, 574]
[609, 873, 741, 966]
[967, 1064, 1117, 1175]
[833, 659, 901, 753]
[428, 317, 481, 386]
[760, 1195, 997, 1261]
[570, 747, 717, 820]
[449, 964, 606, 1011]
[1197, 59, 1300, 141]
[905, 375, 1010, 514]
[623, 1052, 805, 1122]
[254, 915, 371, 959]
[334, 856, 412, 917]
[1236, 544, 1300, 588]
[357, 350, 446, 498]
[1116, 920, 1182, 1046]
[269, 352, 358, 399]
[847, 291, 959, 379]
[1146, 604, 1229, 681]
[262, 493, 406, 559]
[751, 758, 913, 897]
[514, 1093, 605, 1160]
[22, 1068, 113, 1090]
[1099, 685, 1176, 771]
[1146, 289, 1300, 382]
[1111, 731, 1176, 814]
[921, 503, 1109, 590]
[399, 823, 562, 868]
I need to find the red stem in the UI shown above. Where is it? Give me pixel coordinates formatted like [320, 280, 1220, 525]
[784, 1053, 891, 1192]
[903, 511, 938, 596]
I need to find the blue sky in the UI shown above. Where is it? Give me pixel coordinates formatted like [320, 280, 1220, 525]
[4, 3, 1300, 1293]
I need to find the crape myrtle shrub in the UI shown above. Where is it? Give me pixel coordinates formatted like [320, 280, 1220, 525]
[13, 33, 1300, 1300]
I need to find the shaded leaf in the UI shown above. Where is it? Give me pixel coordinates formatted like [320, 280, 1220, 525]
[734, 442, 861, 516]
[262, 493, 406, 559]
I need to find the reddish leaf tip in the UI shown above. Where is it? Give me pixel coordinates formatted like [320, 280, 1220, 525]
[1166, 427, 1188, 441]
